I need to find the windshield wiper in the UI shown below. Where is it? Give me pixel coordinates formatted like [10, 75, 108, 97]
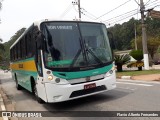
[83, 39, 103, 64]
[70, 36, 89, 69]
[86, 47, 103, 64]
[69, 40, 104, 69]
[69, 49, 82, 68]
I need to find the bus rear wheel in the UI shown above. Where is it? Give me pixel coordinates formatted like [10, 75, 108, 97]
[32, 82, 45, 104]
[15, 74, 22, 90]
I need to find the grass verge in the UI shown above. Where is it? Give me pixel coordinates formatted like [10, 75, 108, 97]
[116, 69, 160, 77]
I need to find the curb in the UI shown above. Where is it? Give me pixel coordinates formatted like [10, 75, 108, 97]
[0, 93, 8, 120]
[118, 76, 131, 79]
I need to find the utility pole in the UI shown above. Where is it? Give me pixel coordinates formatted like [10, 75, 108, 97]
[140, 0, 149, 70]
[78, 0, 81, 20]
[134, 23, 137, 50]
[72, 0, 81, 20]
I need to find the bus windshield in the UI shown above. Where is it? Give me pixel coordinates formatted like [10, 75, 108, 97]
[41, 22, 112, 71]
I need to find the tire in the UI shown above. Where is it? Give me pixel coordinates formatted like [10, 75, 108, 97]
[15, 74, 22, 90]
[32, 81, 45, 104]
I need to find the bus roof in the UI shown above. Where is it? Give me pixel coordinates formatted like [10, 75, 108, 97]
[10, 19, 104, 49]
[33, 19, 103, 27]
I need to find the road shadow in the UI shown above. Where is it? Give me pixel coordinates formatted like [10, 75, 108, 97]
[43, 88, 131, 111]
[2, 86, 131, 111]
[0, 77, 131, 111]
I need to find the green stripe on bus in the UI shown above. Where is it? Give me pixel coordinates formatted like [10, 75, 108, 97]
[47, 60, 72, 66]
[12, 70, 38, 80]
[12, 70, 37, 76]
[12, 70, 38, 92]
[53, 64, 113, 80]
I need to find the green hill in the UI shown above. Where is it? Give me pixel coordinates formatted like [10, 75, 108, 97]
[0, 28, 26, 69]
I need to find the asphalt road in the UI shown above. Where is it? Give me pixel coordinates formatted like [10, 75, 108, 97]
[0, 70, 160, 120]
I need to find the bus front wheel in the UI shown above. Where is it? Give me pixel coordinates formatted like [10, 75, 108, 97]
[32, 82, 45, 104]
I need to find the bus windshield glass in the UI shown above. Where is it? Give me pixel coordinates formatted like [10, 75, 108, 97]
[41, 22, 112, 71]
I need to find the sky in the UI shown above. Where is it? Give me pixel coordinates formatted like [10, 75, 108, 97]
[0, 0, 160, 43]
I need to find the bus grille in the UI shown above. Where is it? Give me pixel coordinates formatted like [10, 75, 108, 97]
[69, 85, 106, 98]
[70, 78, 103, 85]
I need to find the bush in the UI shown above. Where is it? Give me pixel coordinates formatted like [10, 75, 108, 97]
[129, 50, 143, 61]
[129, 50, 144, 71]
[127, 61, 144, 71]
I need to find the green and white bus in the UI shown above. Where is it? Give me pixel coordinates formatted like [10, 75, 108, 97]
[10, 20, 116, 103]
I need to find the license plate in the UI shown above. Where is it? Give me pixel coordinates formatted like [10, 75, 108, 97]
[84, 83, 96, 90]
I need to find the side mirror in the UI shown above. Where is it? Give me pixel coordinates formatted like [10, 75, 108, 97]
[107, 31, 115, 60]
[36, 32, 44, 49]
[107, 31, 115, 50]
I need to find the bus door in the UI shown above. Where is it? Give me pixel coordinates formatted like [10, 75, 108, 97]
[34, 33, 48, 102]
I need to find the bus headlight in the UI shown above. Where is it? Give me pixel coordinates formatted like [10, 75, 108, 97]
[48, 75, 53, 80]
[105, 66, 115, 77]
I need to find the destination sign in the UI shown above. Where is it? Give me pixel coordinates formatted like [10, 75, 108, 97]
[47, 26, 73, 30]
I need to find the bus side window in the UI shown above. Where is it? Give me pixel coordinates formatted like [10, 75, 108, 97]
[27, 32, 32, 58]
[21, 37, 26, 59]
[31, 27, 36, 56]
[25, 31, 34, 58]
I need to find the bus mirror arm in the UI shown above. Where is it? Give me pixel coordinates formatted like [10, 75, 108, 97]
[36, 33, 45, 50]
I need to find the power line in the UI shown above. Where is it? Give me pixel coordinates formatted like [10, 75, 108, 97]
[145, 1, 160, 9]
[134, 0, 140, 5]
[145, 0, 159, 5]
[73, 6, 97, 20]
[73, 4, 78, 12]
[146, 0, 160, 6]
[81, 12, 96, 20]
[134, 0, 160, 8]
[96, 0, 132, 20]
[146, 1, 160, 7]
[59, 3, 73, 19]
[105, 11, 139, 26]
[103, 9, 137, 23]
[145, 0, 151, 5]
[80, 8, 97, 20]
[104, 12, 138, 25]
[109, 13, 140, 25]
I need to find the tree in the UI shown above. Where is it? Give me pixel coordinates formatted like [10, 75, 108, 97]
[0, 38, 4, 50]
[114, 54, 130, 72]
[0, 0, 4, 62]
[109, 17, 160, 51]
[0, 38, 5, 62]
[147, 37, 160, 59]
[0, 0, 3, 22]
[0, 0, 2, 10]
[0, 28, 26, 68]
[131, 36, 142, 50]
[108, 18, 140, 50]
[131, 36, 160, 60]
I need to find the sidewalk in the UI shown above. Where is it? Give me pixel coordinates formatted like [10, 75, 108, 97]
[131, 74, 160, 81]
[119, 74, 160, 81]
[0, 90, 8, 120]
[0, 70, 9, 120]
[118, 65, 160, 81]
